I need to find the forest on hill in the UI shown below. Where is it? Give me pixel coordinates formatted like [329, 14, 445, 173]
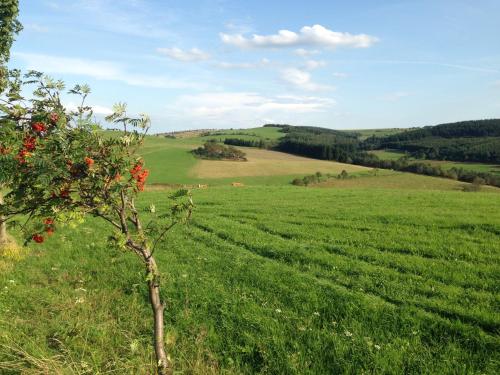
[362, 119, 500, 163]
[224, 121, 500, 187]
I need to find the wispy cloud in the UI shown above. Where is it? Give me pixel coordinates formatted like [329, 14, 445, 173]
[157, 47, 210, 62]
[14, 52, 203, 89]
[221, 24, 378, 49]
[281, 68, 333, 91]
[168, 92, 335, 126]
[224, 20, 254, 34]
[332, 72, 348, 78]
[65, 101, 113, 115]
[214, 58, 270, 69]
[43, 0, 177, 39]
[294, 48, 320, 57]
[302, 60, 327, 70]
[351, 59, 500, 74]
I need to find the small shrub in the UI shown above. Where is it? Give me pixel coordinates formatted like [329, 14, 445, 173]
[338, 170, 349, 179]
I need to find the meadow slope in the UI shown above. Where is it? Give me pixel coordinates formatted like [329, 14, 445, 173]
[1, 186, 499, 374]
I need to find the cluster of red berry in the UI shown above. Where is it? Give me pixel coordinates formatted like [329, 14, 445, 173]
[31, 218, 56, 244]
[130, 161, 149, 191]
[84, 157, 94, 167]
[15, 136, 36, 164]
[31, 122, 47, 133]
[14, 113, 59, 165]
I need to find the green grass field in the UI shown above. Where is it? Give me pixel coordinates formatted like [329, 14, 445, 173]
[1, 187, 499, 374]
[1, 130, 500, 374]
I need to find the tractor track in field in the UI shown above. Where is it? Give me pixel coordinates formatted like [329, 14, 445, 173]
[189, 220, 500, 335]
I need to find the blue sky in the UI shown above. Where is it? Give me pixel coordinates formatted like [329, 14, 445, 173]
[11, 0, 500, 132]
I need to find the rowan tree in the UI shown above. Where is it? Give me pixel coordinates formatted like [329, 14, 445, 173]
[0, 70, 193, 374]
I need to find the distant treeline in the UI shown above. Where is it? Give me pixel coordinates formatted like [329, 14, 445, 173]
[224, 138, 273, 149]
[363, 119, 500, 163]
[350, 154, 500, 187]
[270, 122, 500, 187]
[275, 126, 358, 163]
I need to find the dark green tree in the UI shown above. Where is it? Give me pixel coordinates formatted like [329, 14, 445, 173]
[0, 0, 22, 247]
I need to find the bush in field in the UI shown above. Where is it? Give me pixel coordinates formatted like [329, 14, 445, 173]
[192, 140, 247, 161]
[291, 171, 326, 186]
[338, 170, 349, 179]
[0, 70, 193, 374]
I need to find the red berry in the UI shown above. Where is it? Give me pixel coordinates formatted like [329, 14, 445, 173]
[32, 234, 44, 243]
[31, 122, 47, 133]
[43, 218, 54, 225]
[85, 157, 94, 166]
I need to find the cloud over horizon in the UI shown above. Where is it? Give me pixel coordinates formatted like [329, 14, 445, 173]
[168, 92, 336, 126]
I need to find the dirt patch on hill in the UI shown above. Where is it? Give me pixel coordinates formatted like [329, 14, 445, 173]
[190, 147, 370, 178]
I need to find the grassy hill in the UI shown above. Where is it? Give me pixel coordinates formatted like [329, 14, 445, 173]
[1, 127, 499, 374]
[140, 132, 368, 186]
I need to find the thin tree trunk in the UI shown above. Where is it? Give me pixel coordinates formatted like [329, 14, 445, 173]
[0, 192, 8, 244]
[145, 254, 172, 375]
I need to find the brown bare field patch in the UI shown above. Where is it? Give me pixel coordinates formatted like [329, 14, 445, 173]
[190, 147, 370, 178]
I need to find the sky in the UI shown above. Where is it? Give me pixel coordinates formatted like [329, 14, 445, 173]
[10, 0, 500, 132]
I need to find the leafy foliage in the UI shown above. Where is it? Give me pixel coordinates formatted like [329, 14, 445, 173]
[0, 0, 23, 90]
[192, 141, 247, 161]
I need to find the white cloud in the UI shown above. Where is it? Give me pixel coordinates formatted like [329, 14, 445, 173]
[224, 20, 254, 34]
[14, 52, 203, 89]
[156, 47, 210, 62]
[25, 23, 49, 33]
[303, 60, 327, 70]
[281, 68, 333, 91]
[65, 102, 113, 116]
[220, 24, 378, 49]
[294, 48, 320, 57]
[332, 72, 348, 78]
[379, 92, 410, 101]
[169, 92, 335, 120]
[492, 80, 500, 88]
[214, 58, 270, 69]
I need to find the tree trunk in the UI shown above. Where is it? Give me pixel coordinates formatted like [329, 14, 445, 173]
[146, 254, 172, 375]
[0, 192, 8, 244]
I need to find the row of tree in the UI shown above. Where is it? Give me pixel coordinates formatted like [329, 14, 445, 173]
[223, 137, 272, 149]
[349, 154, 500, 187]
